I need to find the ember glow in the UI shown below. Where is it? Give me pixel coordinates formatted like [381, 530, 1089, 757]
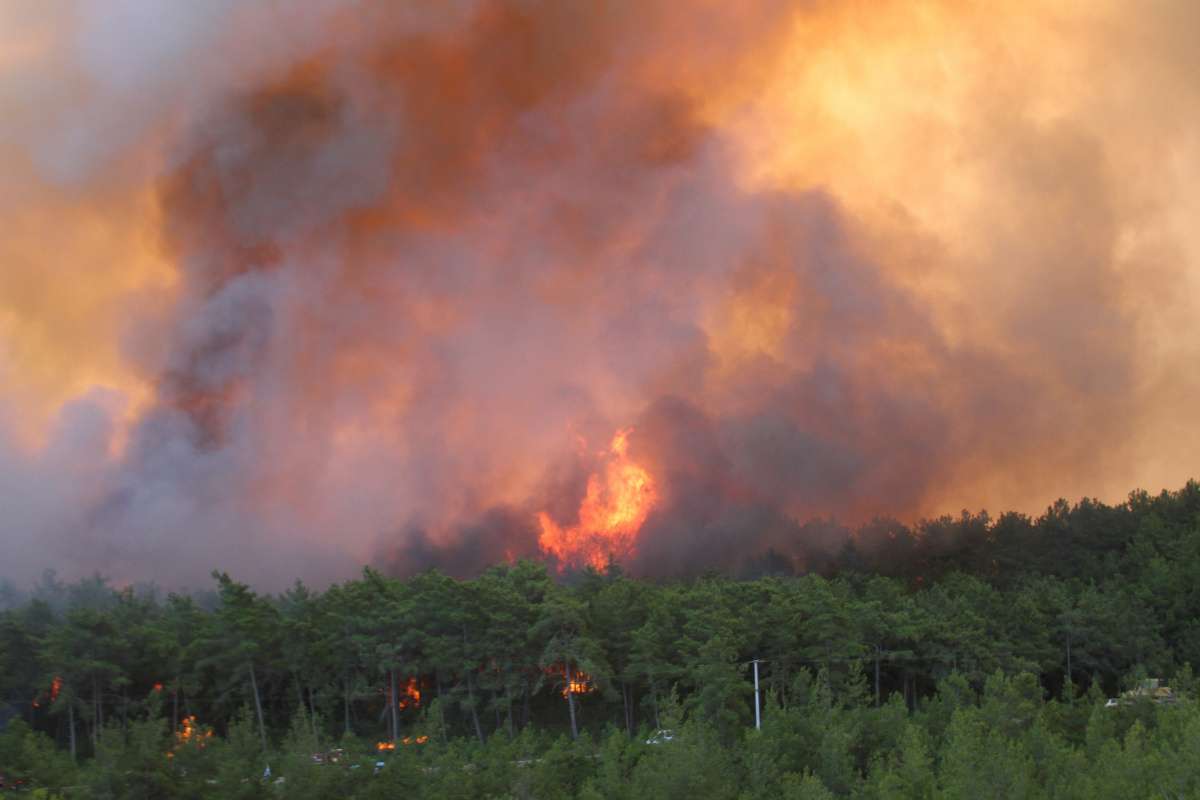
[400, 678, 421, 709]
[175, 715, 212, 745]
[32, 675, 62, 709]
[538, 429, 657, 570]
[546, 664, 595, 698]
[168, 714, 214, 757]
[385, 677, 422, 710]
[1, 1, 1199, 585]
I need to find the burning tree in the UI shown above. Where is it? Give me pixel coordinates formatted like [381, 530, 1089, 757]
[197, 573, 281, 755]
[533, 592, 611, 740]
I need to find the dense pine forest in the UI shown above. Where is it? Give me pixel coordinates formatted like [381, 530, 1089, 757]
[3, 482, 1200, 798]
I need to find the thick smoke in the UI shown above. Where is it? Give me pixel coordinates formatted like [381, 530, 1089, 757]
[0, 1, 1197, 586]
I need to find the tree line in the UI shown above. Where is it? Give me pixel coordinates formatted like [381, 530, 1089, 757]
[1, 480, 1198, 797]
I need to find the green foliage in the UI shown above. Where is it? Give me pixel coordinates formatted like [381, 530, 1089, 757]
[627, 719, 737, 800]
[83, 716, 176, 800]
[1, 482, 1200, 796]
[0, 718, 77, 791]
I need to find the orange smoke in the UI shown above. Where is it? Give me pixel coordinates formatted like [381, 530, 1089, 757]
[537, 429, 657, 570]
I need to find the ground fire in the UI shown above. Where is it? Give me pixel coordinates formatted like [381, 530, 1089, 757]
[538, 429, 657, 570]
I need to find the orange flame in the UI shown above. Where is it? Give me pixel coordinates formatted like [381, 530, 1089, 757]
[545, 664, 595, 698]
[33, 675, 63, 709]
[382, 676, 423, 714]
[538, 428, 657, 569]
[168, 715, 214, 758]
[176, 715, 213, 744]
[398, 677, 421, 709]
[376, 741, 396, 752]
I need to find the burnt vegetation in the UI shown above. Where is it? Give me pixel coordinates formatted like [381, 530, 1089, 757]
[2, 480, 1200, 798]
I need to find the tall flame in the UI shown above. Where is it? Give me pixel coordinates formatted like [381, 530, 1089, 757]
[537, 429, 657, 570]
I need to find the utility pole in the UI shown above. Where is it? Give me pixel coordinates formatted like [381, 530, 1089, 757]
[749, 659, 764, 730]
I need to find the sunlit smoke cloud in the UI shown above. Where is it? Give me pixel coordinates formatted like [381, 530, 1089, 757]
[1, 0, 1197, 586]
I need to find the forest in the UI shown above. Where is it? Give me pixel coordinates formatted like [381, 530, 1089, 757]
[2, 481, 1200, 799]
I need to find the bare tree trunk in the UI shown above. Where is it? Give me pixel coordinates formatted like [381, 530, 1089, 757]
[92, 677, 100, 750]
[389, 668, 400, 742]
[466, 673, 485, 744]
[68, 699, 77, 761]
[874, 644, 882, 707]
[308, 686, 319, 741]
[295, 677, 307, 730]
[566, 665, 579, 740]
[650, 678, 661, 730]
[343, 677, 352, 736]
[435, 672, 447, 743]
[172, 678, 179, 733]
[505, 684, 514, 738]
[1066, 633, 1073, 701]
[249, 662, 269, 753]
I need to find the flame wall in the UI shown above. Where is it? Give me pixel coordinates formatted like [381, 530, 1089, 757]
[1, 0, 1197, 584]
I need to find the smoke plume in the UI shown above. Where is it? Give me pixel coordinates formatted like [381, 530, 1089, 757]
[1, 0, 1197, 586]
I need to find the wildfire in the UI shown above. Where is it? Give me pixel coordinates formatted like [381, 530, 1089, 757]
[377, 736, 427, 751]
[176, 715, 213, 745]
[167, 715, 213, 758]
[381, 676, 422, 709]
[538, 429, 657, 570]
[396, 677, 421, 709]
[32, 675, 62, 709]
[545, 664, 595, 698]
